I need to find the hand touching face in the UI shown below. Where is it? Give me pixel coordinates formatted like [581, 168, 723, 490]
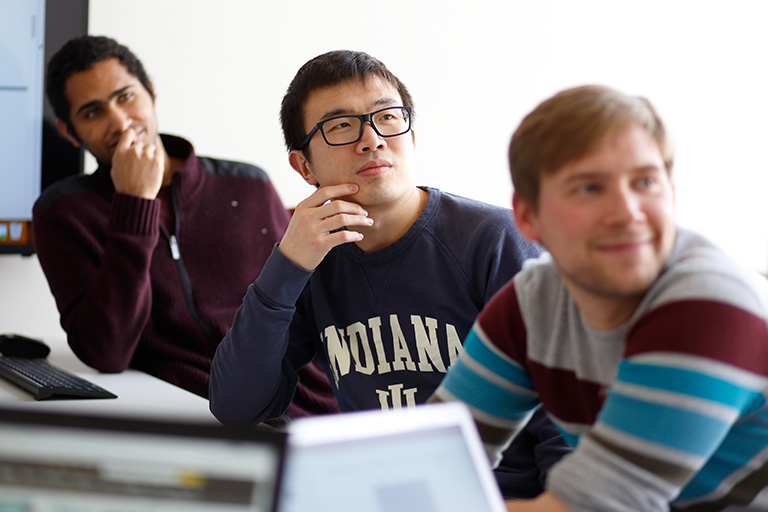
[110, 128, 166, 199]
[277, 183, 373, 271]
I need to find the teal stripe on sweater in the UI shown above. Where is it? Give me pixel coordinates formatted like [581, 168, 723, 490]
[677, 410, 768, 500]
[441, 333, 538, 421]
[619, 361, 761, 411]
[599, 392, 731, 457]
[462, 327, 534, 390]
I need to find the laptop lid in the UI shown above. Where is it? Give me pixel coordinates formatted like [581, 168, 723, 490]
[281, 402, 507, 512]
[0, 408, 286, 512]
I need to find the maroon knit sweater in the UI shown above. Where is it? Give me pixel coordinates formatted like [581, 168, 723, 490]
[32, 135, 338, 420]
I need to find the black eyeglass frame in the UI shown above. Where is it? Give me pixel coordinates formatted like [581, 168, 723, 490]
[298, 106, 413, 149]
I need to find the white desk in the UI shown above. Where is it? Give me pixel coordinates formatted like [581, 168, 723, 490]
[0, 334, 217, 424]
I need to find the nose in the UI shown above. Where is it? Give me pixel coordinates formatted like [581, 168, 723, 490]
[606, 184, 645, 224]
[107, 106, 133, 135]
[356, 122, 387, 152]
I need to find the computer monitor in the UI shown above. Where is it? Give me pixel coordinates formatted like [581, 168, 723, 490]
[0, 0, 87, 255]
[0, 407, 287, 512]
[282, 403, 507, 512]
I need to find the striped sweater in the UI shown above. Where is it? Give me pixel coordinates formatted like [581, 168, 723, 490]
[432, 228, 768, 511]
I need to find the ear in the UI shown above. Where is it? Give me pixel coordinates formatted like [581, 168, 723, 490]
[670, 177, 676, 206]
[56, 119, 81, 148]
[512, 191, 542, 243]
[288, 150, 318, 186]
[147, 78, 156, 103]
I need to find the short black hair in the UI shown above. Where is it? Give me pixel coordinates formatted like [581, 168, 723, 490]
[46, 35, 154, 139]
[280, 50, 415, 156]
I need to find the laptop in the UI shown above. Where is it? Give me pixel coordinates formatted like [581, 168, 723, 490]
[281, 402, 507, 512]
[0, 408, 287, 512]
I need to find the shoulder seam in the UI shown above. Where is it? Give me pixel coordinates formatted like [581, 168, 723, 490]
[34, 174, 100, 210]
[198, 156, 269, 181]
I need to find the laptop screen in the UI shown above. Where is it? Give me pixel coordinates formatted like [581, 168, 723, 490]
[281, 402, 506, 512]
[0, 408, 286, 512]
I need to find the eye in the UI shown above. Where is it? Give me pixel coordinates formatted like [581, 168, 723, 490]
[575, 183, 601, 195]
[324, 118, 355, 133]
[83, 107, 101, 120]
[374, 110, 403, 125]
[633, 174, 663, 192]
[117, 91, 134, 103]
[329, 121, 351, 130]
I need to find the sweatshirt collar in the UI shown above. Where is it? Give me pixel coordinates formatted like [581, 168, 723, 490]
[341, 186, 440, 264]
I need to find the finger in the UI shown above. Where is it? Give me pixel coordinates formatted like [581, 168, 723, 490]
[131, 140, 146, 155]
[144, 142, 157, 159]
[155, 143, 166, 169]
[310, 183, 361, 206]
[325, 228, 365, 246]
[317, 198, 369, 218]
[115, 127, 136, 152]
[320, 213, 374, 233]
[290, 200, 369, 234]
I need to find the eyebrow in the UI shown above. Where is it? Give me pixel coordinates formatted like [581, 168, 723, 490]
[561, 164, 664, 184]
[318, 96, 400, 121]
[74, 85, 134, 116]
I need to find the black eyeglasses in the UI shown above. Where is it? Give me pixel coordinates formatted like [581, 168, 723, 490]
[299, 106, 412, 149]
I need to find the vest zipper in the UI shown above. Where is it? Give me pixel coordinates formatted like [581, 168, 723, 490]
[159, 175, 217, 343]
[168, 234, 180, 260]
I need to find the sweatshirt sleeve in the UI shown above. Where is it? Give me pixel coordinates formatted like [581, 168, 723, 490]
[209, 246, 318, 426]
[33, 192, 160, 372]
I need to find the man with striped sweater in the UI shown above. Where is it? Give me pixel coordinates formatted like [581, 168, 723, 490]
[431, 85, 768, 511]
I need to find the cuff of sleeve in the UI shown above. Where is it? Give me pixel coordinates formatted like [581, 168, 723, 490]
[254, 245, 314, 306]
[109, 193, 160, 236]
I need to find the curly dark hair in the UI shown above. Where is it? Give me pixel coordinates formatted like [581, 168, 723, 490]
[280, 50, 415, 157]
[46, 35, 154, 139]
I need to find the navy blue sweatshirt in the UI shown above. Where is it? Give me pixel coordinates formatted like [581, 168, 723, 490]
[211, 187, 571, 498]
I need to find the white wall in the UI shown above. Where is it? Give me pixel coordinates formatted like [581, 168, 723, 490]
[2, 0, 768, 337]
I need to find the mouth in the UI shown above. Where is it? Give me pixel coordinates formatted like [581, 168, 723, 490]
[107, 126, 147, 152]
[357, 159, 392, 177]
[595, 237, 654, 255]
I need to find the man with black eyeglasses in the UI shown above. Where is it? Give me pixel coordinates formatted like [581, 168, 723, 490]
[210, 50, 570, 499]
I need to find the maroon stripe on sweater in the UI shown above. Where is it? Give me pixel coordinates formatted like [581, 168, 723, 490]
[477, 280, 530, 371]
[627, 300, 768, 376]
[529, 360, 604, 425]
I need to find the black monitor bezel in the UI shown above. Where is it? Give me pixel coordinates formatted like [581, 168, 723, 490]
[0, 0, 88, 256]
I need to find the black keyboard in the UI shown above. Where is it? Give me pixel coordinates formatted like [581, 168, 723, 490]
[0, 356, 117, 401]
